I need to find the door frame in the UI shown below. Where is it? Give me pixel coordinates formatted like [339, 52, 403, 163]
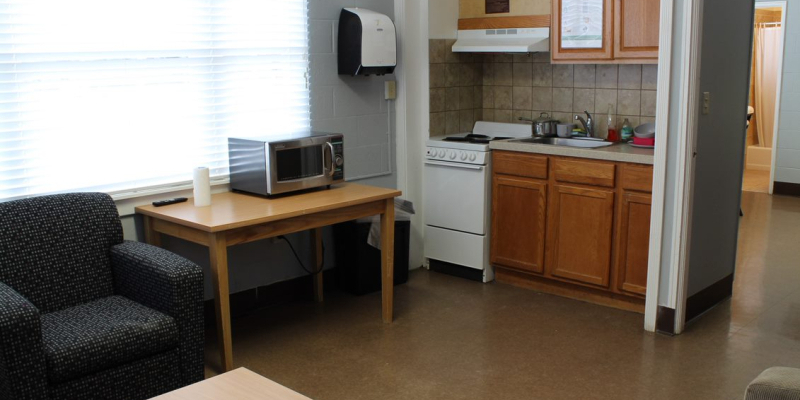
[644, 0, 706, 334]
[754, 1, 788, 195]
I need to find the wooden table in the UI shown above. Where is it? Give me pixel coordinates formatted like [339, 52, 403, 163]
[151, 368, 312, 399]
[136, 183, 401, 372]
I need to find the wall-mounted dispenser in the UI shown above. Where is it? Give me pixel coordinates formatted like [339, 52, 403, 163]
[338, 8, 396, 76]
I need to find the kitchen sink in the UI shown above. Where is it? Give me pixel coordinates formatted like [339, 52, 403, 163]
[510, 137, 614, 149]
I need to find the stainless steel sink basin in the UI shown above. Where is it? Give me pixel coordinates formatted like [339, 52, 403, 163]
[510, 137, 614, 149]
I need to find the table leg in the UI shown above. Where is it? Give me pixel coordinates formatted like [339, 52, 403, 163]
[380, 199, 395, 323]
[208, 232, 233, 372]
[143, 216, 161, 247]
[311, 227, 324, 303]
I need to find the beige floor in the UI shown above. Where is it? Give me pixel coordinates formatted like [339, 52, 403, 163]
[204, 191, 800, 400]
[742, 169, 771, 193]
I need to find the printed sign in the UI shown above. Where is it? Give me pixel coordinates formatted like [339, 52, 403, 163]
[486, 0, 510, 14]
[561, 0, 603, 49]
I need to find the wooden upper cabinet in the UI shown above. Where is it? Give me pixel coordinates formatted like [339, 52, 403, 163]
[547, 184, 615, 287]
[552, 0, 659, 62]
[551, 0, 614, 61]
[615, 0, 661, 59]
[491, 175, 548, 274]
[616, 191, 652, 296]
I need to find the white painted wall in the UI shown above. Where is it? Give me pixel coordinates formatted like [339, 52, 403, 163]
[429, 0, 459, 39]
[120, 0, 402, 300]
[759, 0, 800, 184]
[687, 0, 754, 297]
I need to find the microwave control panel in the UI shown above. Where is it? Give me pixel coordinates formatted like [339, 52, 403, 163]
[332, 140, 344, 181]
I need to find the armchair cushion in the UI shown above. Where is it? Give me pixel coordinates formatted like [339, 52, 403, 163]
[745, 367, 800, 400]
[41, 295, 178, 383]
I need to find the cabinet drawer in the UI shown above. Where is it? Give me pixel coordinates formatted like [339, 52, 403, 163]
[553, 158, 616, 188]
[620, 164, 654, 192]
[493, 151, 548, 179]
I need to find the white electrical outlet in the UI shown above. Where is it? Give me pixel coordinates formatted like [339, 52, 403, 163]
[385, 81, 397, 100]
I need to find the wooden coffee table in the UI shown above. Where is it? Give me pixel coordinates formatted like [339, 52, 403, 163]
[151, 368, 312, 399]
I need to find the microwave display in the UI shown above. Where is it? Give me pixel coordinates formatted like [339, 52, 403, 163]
[276, 146, 323, 181]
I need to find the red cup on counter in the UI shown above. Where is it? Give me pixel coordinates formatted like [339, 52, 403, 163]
[632, 137, 655, 146]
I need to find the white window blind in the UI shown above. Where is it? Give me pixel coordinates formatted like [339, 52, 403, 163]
[0, 0, 310, 201]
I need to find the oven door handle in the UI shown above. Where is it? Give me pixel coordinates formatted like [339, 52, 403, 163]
[424, 160, 484, 170]
[326, 142, 336, 177]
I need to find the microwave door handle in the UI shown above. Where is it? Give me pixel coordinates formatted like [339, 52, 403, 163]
[326, 142, 336, 177]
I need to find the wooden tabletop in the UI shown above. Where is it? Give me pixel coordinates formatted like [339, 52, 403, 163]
[150, 368, 313, 400]
[135, 183, 401, 232]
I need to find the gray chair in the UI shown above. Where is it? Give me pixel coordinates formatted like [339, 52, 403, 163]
[0, 193, 204, 399]
[745, 367, 800, 400]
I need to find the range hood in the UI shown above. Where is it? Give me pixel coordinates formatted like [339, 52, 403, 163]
[452, 27, 549, 53]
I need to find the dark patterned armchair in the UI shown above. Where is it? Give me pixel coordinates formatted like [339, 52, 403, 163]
[0, 193, 204, 399]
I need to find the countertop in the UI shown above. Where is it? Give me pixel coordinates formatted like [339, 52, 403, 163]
[489, 139, 655, 165]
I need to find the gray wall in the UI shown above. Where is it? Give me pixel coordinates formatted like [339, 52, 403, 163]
[309, 0, 397, 184]
[687, 0, 755, 297]
[757, 0, 800, 184]
[124, 0, 399, 300]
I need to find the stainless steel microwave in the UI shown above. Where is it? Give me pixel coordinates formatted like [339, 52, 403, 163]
[228, 133, 344, 196]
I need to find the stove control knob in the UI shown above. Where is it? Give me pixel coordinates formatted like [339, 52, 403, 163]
[460, 152, 467, 161]
[449, 151, 456, 160]
[437, 149, 446, 158]
[469, 153, 477, 161]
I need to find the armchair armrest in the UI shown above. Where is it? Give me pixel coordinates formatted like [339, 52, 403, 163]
[746, 367, 800, 400]
[110, 240, 204, 385]
[0, 282, 48, 399]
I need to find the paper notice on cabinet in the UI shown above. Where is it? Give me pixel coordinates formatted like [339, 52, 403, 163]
[561, 0, 604, 49]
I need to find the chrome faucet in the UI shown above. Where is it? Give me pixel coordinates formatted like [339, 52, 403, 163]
[574, 111, 594, 138]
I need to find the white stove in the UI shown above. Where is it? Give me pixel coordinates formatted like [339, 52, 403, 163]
[423, 122, 532, 282]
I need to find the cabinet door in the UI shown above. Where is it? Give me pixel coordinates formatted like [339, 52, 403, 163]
[614, 0, 660, 59]
[547, 185, 615, 287]
[616, 191, 651, 296]
[491, 175, 548, 274]
[552, 0, 614, 61]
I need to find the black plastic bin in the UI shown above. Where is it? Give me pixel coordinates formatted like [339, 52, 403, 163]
[333, 215, 410, 295]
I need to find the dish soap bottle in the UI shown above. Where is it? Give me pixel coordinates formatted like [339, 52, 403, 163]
[621, 118, 633, 142]
[606, 104, 619, 142]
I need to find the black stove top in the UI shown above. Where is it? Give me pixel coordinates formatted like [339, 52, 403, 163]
[442, 134, 513, 144]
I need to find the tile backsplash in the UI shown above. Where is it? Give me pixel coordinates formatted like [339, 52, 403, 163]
[429, 39, 658, 138]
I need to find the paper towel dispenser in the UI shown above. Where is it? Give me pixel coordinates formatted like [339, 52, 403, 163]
[338, 8, 396, 76]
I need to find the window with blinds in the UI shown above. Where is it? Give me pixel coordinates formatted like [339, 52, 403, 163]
[0, 0, 310, 201]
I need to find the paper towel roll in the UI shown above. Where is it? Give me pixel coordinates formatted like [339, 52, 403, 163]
[193, 167, 211, 207]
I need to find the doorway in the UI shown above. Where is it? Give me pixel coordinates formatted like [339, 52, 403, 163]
[743, 2, 786, 194]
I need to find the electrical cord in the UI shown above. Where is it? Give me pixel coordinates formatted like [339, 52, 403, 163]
[277, 235, 325, 275]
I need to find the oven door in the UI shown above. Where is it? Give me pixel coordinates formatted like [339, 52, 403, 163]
[423, 159, 489, 235]
[268, 140, 335, 195]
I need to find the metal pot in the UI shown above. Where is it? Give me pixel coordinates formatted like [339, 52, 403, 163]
[519, 113, 560, 137]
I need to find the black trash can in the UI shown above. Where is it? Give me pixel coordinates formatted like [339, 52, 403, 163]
[333, 213, 410, 295]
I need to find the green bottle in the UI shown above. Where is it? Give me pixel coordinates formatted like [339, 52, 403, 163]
[621, 118, 634, 142]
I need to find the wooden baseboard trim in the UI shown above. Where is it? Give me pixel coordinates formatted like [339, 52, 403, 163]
[495, 267, 645, 313]
[774, 181, 800, 197]
[458, 15, 551, 30]
[685, 273, 733, 323]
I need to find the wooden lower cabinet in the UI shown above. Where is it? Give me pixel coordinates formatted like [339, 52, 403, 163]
[547, 184, 615, 288]
[490, 175, 547, 274]
[616, 190, 652, 296]
[490, 151, 653, 311]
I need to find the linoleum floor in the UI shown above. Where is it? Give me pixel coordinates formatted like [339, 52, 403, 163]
[203, 191, 800, 400]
